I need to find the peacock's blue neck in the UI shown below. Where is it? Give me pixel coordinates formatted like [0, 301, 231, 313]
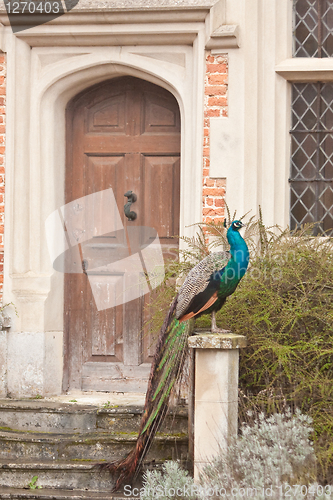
[226, 228, 249, 280]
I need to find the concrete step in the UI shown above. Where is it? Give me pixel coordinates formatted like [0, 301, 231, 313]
[0, 400, 188, 435]
[0, 429, 188, 462]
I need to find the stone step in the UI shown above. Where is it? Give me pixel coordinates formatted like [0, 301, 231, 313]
[0, 486, 127, 499]
[0, 429, 188, 462]
[0, 400, 188, 436]
[0, 459, 116, 491]
[0, 459, 168, 495]
[0, 399, 189, 495]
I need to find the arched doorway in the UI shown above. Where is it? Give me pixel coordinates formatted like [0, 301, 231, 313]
[63, 76, 181, 392]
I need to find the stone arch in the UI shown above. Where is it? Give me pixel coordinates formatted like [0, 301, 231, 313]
[39, 63, 187, 336]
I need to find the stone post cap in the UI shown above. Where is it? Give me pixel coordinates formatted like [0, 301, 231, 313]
[188, 331, 247, 349]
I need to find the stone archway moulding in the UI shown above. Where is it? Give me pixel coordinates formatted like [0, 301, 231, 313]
[0, 0, 233, 396]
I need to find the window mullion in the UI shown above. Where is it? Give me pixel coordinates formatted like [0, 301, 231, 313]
[318, 0, 323, 58]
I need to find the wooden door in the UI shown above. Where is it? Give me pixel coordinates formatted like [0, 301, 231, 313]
[64, 76, 181, 392]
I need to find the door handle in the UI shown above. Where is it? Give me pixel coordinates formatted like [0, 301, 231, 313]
[124, 191, 137, 221]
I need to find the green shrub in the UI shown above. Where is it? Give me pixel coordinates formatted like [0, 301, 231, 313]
[148, 209, 333, 481]
[203, 220, 333, 482]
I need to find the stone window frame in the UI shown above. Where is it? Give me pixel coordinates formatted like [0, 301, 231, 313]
[276, 0, 333, 234]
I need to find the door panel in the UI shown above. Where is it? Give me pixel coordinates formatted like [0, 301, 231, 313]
[143, 156, 180, 240]
[64, 76, 180, 391]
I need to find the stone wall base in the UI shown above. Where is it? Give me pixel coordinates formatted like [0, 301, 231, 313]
[0, 331, 63, 398]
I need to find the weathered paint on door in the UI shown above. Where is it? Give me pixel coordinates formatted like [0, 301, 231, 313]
[64, 76, 181, 392]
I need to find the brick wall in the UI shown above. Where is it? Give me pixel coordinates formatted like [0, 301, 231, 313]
[202, 52, 228, 225]
[0, 54, 6, 302]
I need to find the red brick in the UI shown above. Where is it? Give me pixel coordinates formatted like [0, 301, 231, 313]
[216, 179, 226, 187]
[205, 178, 215, 187]
[203, 168, 209, 176]
[206, 198, 214, 206]
[203, 147, 210, 156]
[215, 198, 224, 207]
[203, 128, 209, 136]
[203, 187, 224, 196]
[206, 63, 227, 74]
[205, 109, 220, 117]
[206, 54, 215, 63]
[216, 55, 227, 64]
[222, 109, 228, 117]
[205, 85, 227, 96]
[0, 56, 5, 64]
[203, 208, 216, 216]
[208, 96, 227, 107]
[208, 74, 228, 85]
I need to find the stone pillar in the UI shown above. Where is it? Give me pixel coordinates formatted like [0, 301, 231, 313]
[188, 332, 247, 480]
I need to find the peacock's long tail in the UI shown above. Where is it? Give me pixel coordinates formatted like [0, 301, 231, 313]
[98, 294, 191, 491]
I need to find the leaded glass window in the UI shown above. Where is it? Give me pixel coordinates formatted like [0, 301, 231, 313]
[291, 0, 333, 235]
[290, 83, 333, 235]
[294, 0, 333, 57]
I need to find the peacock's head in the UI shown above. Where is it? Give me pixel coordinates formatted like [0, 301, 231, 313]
[224, 219, 244, 231]
[231, 220, 243, 231]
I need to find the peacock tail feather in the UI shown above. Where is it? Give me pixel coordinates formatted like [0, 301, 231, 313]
[97, 295, 192, 491]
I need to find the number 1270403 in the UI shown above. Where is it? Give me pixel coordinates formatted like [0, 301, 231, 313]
[5, 1, 62, 14]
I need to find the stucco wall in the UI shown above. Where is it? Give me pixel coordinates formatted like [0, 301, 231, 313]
[0, 53, 5, 303]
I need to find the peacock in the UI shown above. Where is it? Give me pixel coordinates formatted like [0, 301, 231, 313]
[99, 219, 249, 490]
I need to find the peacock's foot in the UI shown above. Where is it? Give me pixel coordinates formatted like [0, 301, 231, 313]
[210, 311, 231, 334]
[211, 327, 232, 334]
